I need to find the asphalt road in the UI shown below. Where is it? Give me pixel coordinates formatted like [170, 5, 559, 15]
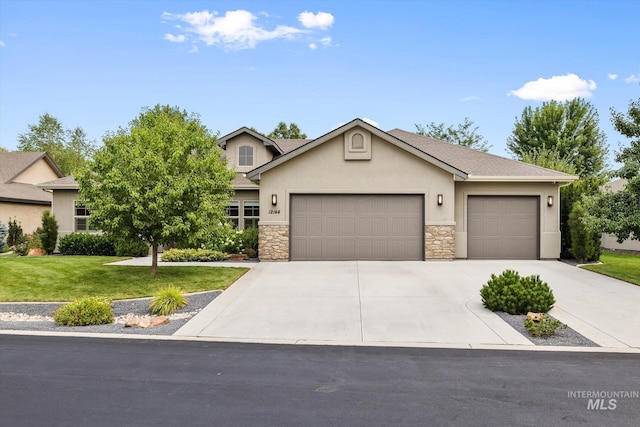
[1, 336, 638, 427]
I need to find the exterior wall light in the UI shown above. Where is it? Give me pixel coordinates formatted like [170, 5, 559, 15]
[271, 194, 278, 206]
[437, 194, 443, 206]
[547, 195, 554, 207]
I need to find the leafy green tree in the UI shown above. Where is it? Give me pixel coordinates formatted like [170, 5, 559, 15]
[0, 147, 8, 152]
[17, 113, 96, 175]
[40, 210, 59, 255]
[415, 117, 490, 152]
[267, 122, 307, 139]
[583, 98, 640, 242]
[507, 98, 608, 178]
[77, 105, 235, 275]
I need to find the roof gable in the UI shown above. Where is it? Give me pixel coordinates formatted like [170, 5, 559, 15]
[0, 152, 63, 184]
[218, 127, 282, 156]
[247, 119, 469, 181]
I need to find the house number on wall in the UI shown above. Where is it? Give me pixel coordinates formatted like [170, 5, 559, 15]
[268, 209, 280, 214]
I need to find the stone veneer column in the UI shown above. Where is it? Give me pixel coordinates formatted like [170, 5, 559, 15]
[259, 225, 290, 261]
[425, 225, 456, 260]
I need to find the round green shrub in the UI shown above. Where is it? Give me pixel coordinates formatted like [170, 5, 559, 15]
[149, 286, 188, 315]
[114, 238, 149, 257]
[480, 270, 556, 314]
[58, 233, 116, 256]
[54, 297, 114, 326]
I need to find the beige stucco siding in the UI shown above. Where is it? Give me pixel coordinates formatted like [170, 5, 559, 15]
[51, 189, 79, 238]
[454, 181, 562, 259]
[602, 234, 640, 252]
[0, 202, 49, 234]
[258, 130, 456, 228]
[12, 158, 61, 184]
[225, 134, 275, 174]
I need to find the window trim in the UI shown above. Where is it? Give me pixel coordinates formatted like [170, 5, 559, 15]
[74, 200, 95, 232]
[238, 145, 254, 167]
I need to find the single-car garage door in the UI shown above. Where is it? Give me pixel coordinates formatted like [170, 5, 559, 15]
[467, 196, 539, 259]
[291, 194, 423, 261]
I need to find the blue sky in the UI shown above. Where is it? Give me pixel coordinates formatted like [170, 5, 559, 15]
[1, 0, 639, 165]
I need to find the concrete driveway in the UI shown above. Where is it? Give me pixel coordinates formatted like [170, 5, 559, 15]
[176, 260, 640, 350]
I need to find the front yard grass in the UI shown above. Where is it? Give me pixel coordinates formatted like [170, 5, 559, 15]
[581, 253, 640, 286]
[0, 256, 249, 302]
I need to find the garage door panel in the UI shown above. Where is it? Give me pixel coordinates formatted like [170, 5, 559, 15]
[468, 196, 538, 259]
[291, 195, 423, 261]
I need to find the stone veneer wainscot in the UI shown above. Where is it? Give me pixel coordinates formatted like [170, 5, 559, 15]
[425, 225, 455, 260]
[259, 225, 289, 261]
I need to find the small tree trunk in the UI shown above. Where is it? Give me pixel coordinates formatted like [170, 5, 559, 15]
[151, 244, 158, 276]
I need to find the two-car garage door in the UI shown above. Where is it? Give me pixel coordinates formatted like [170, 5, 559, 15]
[290, 194, 424, 261]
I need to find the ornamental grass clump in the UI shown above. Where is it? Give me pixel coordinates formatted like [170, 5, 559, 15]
[480, 269, 556, 314]
[149, 286, 188, 315]
[524, 315, 567, 337]
[54, 297, 114, 326]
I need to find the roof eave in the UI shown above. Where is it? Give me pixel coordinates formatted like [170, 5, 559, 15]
[465, 175, 578, 183]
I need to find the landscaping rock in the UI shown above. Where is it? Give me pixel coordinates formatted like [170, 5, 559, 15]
[124, 316, 169, 328]
[227, 253, 249, 261]
[526, 312, 544, 322]
[27, 248, 45, 256]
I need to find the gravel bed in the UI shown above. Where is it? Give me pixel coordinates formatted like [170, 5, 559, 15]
[0, 291, 220, 335]
[495, 312, 599, 347]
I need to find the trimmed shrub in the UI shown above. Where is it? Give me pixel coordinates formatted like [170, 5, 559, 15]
[568, 201, 601, 262]
[149, 286, 188, 315]
[162, 248, 227, 262]
[480, 270, 556, 314]
[14, 232, 42, 256]
[524, 315, 567, 337]
[114, 238, 149, 257]
[208, 221, 243, 253]
[0, 220, 7, 252]
[240, 227, 259, 254]
[7, 217, 24, 247]
[54, 297, 114, 326]
[40, 210, 59, 255]
[58, 233, 116, 256]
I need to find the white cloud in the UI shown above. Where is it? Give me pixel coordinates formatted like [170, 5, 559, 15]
[308, 43, 317, 50]
[320, 36, 332, 46]
[162, 9, 304, 50]
[460, 95, 479, 102]
[298, 11, 334, 29]
[362, 117, 380, 127]
[509, 73, 596, 101]
[188, 46, 199, 54]
[625, 73, 640, 84]
[608, 73, 618, 80]
[164, 33, 186, 43]
[0, 40, 5, 47]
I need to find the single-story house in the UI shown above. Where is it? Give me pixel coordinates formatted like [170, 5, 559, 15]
[0, 152, 64, 234]
[600, 179, 640, 253]
[40, 118, 577, 260]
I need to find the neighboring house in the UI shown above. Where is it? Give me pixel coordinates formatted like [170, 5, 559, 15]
[0, 152, 64, 234]
[40, 118, 577, 261]
[601, 179, 640, 253]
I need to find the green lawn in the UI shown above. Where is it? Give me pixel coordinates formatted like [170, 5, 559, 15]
[581, 253, 640, 286]
[0, 256, 249, 302]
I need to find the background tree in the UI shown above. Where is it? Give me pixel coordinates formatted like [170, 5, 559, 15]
[268, 122, 307, 139]
[0, 147, 7, 152]
[415, 117, 491, 152]
[17, 113, 96, 175]
[77, 105, 235, 275]
[506, 98, 608, 177]
[40, 210, 59, 255]
[583, 98, 640, 242]
[508, 99, 608, 258]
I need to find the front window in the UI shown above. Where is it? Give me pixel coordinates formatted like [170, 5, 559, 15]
[226, 201, 239, 228]
[238, 146, 254, 166]
[74, 201, 96, 232]
[243, 200, 259, 229]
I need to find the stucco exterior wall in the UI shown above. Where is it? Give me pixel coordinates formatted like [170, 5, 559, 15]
[51, 189, 80, 239]
[602, 233, 640, 252]
[12, 158, 60, 184]
[225, 134, 275, 174]
[454, 181, 562, 259]
[0, 202, 49, 234]
[258, 129, 456, 229]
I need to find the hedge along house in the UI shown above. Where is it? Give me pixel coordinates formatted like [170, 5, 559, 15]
[246, 119, 577, 261]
